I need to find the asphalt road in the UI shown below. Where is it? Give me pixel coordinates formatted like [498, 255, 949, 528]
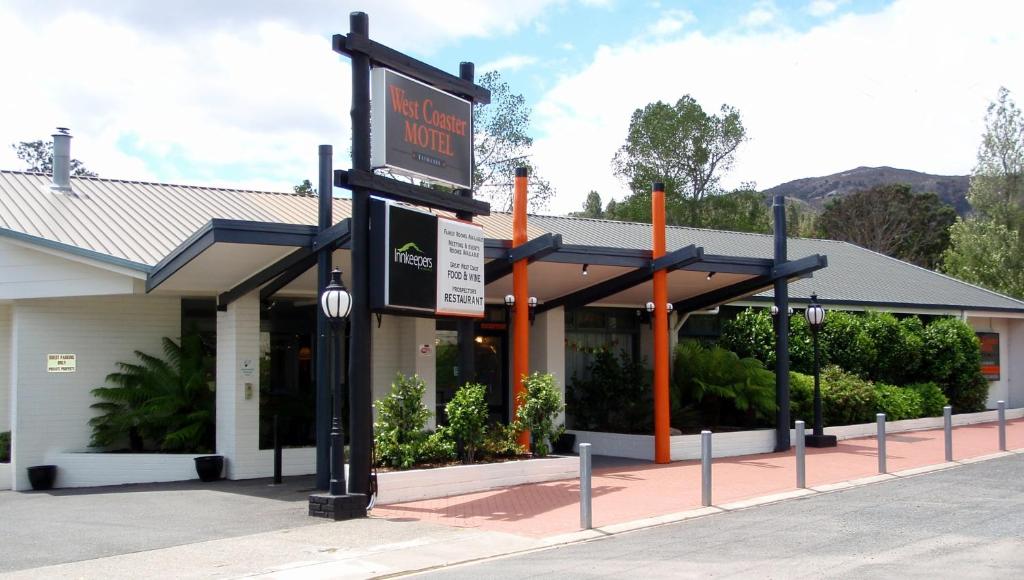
[0, 476, 317, 573]
[418, 454, 1024, 579]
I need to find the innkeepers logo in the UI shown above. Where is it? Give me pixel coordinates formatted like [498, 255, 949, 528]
[393, 241, 433, 271]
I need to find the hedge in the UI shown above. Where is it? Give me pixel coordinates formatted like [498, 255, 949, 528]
[722, 308, 989, 412]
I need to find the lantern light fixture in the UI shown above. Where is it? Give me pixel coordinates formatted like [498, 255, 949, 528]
[320, 269, 352, 320]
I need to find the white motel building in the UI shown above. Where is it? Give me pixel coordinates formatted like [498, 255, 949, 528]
[2, 139, 1024, 492]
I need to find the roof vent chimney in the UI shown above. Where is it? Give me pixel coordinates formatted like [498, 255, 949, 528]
[51, 127, 72, 194]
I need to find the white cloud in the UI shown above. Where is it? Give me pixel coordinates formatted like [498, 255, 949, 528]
[648, 9, 696, 36]
[479, 55, 541, 74]
[0, 0, 563, 191]
[806, 0, 841, 17]
[534, 0, 1024, 214]
[742, 1, 778, 28]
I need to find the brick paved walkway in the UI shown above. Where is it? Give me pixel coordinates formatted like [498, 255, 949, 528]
[372, 418, 1024, 538]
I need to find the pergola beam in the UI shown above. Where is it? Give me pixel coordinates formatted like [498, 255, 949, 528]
[673, 253, 827, 313]
[537, 244, 702, 313]
[484, 233, 563, 283]
[218, 220, 352, 309]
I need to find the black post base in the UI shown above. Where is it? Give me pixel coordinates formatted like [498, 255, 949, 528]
[308, 493, 367, 521]
[805, 434, 838, 448]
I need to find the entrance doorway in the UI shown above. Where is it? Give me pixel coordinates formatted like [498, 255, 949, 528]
[436, 307, 510, 425]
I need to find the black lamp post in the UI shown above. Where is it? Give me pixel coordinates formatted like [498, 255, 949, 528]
[320, 269, 352, 495]
[804, 294, 837, 447]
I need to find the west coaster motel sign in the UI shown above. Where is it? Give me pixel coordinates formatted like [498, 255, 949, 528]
[370, 68, 474, 189]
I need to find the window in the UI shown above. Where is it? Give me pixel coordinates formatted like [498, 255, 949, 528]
[565, 307, 640, 381]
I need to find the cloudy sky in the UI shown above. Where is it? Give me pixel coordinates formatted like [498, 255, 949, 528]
[1, 0, 1021, 214]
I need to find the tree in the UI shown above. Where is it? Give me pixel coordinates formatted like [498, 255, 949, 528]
[944, 87, 1024, 298]
[12, 140, 97, 177]
[604, 186, 770, 233]
[818, 184, 956, 268]
[473, 71, 554, 212]
[293, 179, 316, 195]
[571, 190, 605, 219]
[611, 95, 746, 224]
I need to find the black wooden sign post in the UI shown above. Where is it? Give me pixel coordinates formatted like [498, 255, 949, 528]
[319, 11, 490, 516]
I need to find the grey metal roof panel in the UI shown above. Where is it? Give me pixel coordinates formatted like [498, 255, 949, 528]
[3, 170, 1022, 313]
[527, 214, 1024, 312]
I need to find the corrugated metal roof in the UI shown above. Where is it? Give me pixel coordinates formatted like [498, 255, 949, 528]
[2, 170, 1022, 312]
[0, 171, 532, 268]
[528, 214, 1024, 312]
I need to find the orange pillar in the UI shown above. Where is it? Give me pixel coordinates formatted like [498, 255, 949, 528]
[652, 182, 670, 463]
[512, 167, 531, 450]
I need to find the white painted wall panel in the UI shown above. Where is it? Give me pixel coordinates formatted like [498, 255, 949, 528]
[10, 295, 180, 490]
[0, 240, 136, 299]
[371, 315, 436, 424]
[0, 304, 10, 434]
[968, 316, 1009, 408]
[215, 293, 261, 479]
[1010, 319, 1024, 408]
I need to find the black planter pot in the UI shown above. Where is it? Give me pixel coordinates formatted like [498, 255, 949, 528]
[553, 433, 576, 455]
[194, 455, 224, 482]
[27, 465, 57, 490]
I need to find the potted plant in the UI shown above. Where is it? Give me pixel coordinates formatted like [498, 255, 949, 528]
[193, 455, 224, 482]
[27, 465, 57, 490]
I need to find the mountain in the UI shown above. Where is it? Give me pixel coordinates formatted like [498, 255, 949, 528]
[763, 166, 971, 215]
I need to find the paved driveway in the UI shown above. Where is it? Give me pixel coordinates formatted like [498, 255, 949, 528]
[419, 453, 1024, 579]
[0, 476, 319, 573]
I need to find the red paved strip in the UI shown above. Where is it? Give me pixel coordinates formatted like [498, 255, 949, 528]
[371, 418, 1024, 538]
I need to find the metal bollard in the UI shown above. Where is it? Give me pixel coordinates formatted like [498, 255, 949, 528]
[579, 443, 592, 530]
[701, 431, 712, 507]
[877, 413, 887, 474]
[795, 420, 806, 489]
[944, 405, 953, 462]
[998, 400, 1007, 452]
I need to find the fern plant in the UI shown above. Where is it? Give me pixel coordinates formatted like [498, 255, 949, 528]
[672, 341, 777, 428]
[89, 332, 214, 453]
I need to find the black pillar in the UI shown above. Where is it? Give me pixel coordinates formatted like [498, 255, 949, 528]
[773, 194, 791, 452]
[455, 61, 477, 390]
[315, 144, 333, 489]
[347, 11, 373, 496]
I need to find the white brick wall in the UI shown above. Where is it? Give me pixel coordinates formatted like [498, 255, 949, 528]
[530, 307, 566, 425]
[10, 295, 180, 490]
[215, 293, 261, 479]
[371, 315, 437, 425]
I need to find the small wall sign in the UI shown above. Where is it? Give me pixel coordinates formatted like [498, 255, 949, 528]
[240, 358, 256, 377]
[47, 353, 76, 373]
[977, 332, 1000, 381]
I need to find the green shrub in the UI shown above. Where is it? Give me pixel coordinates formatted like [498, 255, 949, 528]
[789, 372, 814, 425]
[864, 312, 923, 384]
[906, 382, 948, 417]
[514, 372, 565, 457]
[480, 423, 524, 460]
[921, 318, 989, 412]
[875, 383, 924, 421]
[821, 366, 877, 426]
[0, 431, 10, 463]
[819, 311, 877, 378]
[672, 341, 776, 428]
[445, 383, 489, 463]
[374, 373, 432, 469]
[567, 350, 651, 434]
[417, 428, 457, 464]
[720, 308, 776, 365]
